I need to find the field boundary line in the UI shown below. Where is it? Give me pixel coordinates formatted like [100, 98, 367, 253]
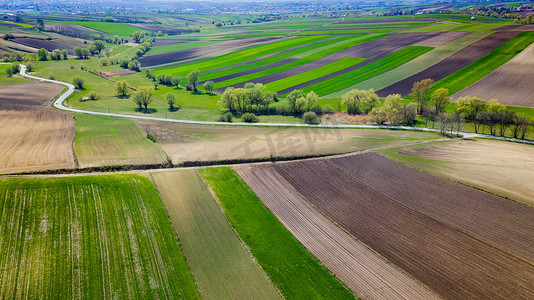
[9, 63, 533, 146]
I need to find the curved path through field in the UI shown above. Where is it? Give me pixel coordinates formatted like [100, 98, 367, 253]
[15, 64, 534, 146]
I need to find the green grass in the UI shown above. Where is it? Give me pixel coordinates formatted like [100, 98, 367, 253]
[0, 174, 200, 299]
[108, 44, 132, 56]
[433, 31, 534, 94]
[0, 65, 29, 85]
[406, 22, 506, 32]
[199, 167, 356, 300]
[154, 35, 329, 74]
[214, 33, 391, 90]
[63, 21, 146, 36]
[301, 46, 433, 96]
[326, 31, 491, 97]
[266, 57, 367, 93]
[147, 40, 221, 55]
[0, 21, 34, 28]
[151, 170, 281, 299]
[73, 113, 168, 167]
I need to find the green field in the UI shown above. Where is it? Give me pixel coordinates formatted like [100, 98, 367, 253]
[327, 31, 490, 97]
[199, 167, 356, 300]
[73, 114, 168, 167]
[108, 44, 132, 56]
[301, 46, 432, 96]
[0, 174, 199, 299]
[64, 22, 146, 36]
[214, 34, 390, 90]
[266, 57, 367, 93]
[155, 35, 329, 74]
[0, 65, 29, 85]
[433, 31, 534, 94]
[151, 170, 281, 299]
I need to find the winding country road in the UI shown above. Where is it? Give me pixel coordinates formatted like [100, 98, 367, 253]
[13, 64, 534, 146]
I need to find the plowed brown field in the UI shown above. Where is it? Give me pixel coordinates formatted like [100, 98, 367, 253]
[377, 31, 518, 97]
[0, 106, 76, 174]
[0, 82, 64, 107]
[392, 139, 534, 205]
[236, 165, 439, 300]
[454, 42, 534, 106]
[273, 154, 534, 299]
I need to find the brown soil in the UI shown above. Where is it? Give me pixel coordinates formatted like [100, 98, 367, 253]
[398, 139, 534, 205]
[138, 36, 283, 67]
[12, 36, 84, 54]
[453, 42, 534, 106]
[273, 153, 534, 299]
[322, 112, 370, 124]
[333, 18, 437, 24]
[377, 31, 519, 97]
[218, 32, 443, 93]
[0, 82, 64, 107]
[103, 69, 138, 77]
[0, 105, 76, 174]
[412, 31, 470, 47]
[494, 24, 534, 31]
[236, 165, 440, 300]
[128, 23, 197, 35]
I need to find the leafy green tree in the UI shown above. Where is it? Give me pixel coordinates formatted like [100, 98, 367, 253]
[341, 89, 379, 114]
[11, 62, 20, 74]
[91, 40, 106, 54]
[115, 80, 129, 96]
[203, 80, 214, 94]
[166, 93, 176, 109]
[128, 60, 140, 71]
[411, 78, 434, 114]
[431, 88, 450, 115]
[51, 49, 62, 60]
[286, 89, 305, 113]
[131, 31, 145, 43]
[170, 76, 182, 87]
[37, 48, 48, 61]
[134, 86, 154, 109]
[303, 111, 320, 124]
[5, 68, 13, 77]
[369, 94, 401, 125]
[186, 69, 200, 92]
[305, 91, 318, 112]
[61, 49, 68, 60]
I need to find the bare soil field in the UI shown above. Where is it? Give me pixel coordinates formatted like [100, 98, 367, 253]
[13, 36, 85, 54]
[494, 24, 534, 31]
[139, 36, 282, 67]
[0, 105, 76, 174]
[205, 57, 298, 84]
[134, 120, 440, 164]
[273, 155, 534, 299]
[236, 165, 439, 300]
[331, 152, 534, 266]
[412, 31, 470, 47]
[333, 18, 437, 24]
[392, 139, 534, 206]
[453, 42, 534, 106]
[222, 32, 442, 92]
[377, 31, 518, 97]
[0, 82, 63, 107]
[103, 69, 138, 77]
[151, 39, 191, 46]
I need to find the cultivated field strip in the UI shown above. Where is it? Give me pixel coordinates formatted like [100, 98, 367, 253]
[223, 32, 442, 91]
[0, 106, 76, 174]
[328, 31, 490, 97]
[394, 140, 534, 205]
[273, 158, 534, 299]
[0, 175, 199, 299]
[377, 31, 519, 97]
[236, 165, 440, 300]
[0, 82, 63, 107]
[139, 36, 283, 67]
[331, 152, 534, 266]
[454, 41, 534, 106]
[74, 114, 168, 168]
[151, 170, 281, 299]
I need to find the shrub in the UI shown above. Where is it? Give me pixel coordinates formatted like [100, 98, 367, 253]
[128, 60, 140, 71]
[303, 111, 320, 124]
[242, 113, 258, 123]
[312, 105, 323, 115]
[5, 69, 13, 77]
[216, 115, 229, 122]
[147, 133, 156, 143]
[88, 92, 99, 100]
[324, 106, 335, 114]
[224, 112, 233, 122]
[72, 76, 84, 89]
[119, 59, 130, 69]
